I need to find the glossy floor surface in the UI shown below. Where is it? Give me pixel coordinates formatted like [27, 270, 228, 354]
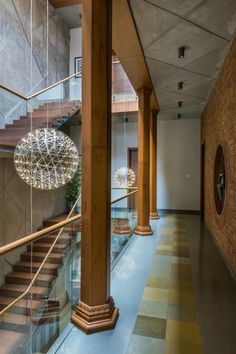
[127, 215, 203, 354]
[48, 214, 236, 354]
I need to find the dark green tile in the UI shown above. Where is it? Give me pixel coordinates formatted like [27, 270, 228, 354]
[133, 315, 167, 339]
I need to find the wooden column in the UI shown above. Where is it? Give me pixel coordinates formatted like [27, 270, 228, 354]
[71, 0, 119, 334]
[135, 88, 153, 236]
[150, 110, 160, 219]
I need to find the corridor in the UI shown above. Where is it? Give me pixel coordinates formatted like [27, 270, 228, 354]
[128, 215, 236, 354]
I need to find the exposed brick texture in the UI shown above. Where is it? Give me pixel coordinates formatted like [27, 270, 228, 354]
[201, 36, 236, 274]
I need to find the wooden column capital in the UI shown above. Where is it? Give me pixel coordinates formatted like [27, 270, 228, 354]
[135, 87, 153, 236]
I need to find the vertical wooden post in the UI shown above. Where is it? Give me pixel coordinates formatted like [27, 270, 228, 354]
[150, 110, 160, 219]
[135, 88, 153, 236]
[71, 0, 119, 334]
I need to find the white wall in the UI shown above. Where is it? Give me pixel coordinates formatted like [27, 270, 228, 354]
[157, 119, 201, 211]
[112, 121, 138, 206]
[69, 28, 82, 75]
[111, 118, 201, 211]
[69, 28, 82, 101]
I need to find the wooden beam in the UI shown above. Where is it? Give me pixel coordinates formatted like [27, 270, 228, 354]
[49, 0, 82, 8]
[112, 0, 159, 111]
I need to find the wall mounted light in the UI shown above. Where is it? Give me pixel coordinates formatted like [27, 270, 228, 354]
[178, 81, 183, 90]
[178, 46, 185, 58]
[177, 113, 182, 119]
[178, 101, 183, 108]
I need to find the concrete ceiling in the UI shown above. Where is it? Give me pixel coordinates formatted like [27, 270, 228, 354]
[129, 0, 236, 120]
[56, 4, 82, 28]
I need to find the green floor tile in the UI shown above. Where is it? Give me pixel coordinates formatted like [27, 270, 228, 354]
[133, 315, 167, 339]
[127, 335, 166, 354]
[139, 299, 168, 319]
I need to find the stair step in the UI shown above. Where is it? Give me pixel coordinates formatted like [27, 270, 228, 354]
[14, 261, 59, 275]
[0, 329, 26, 353]
[36, 233, 71, 244]
[28, 242, 69, 253]
[0, 296, 41, 315]
[0, 312, 31, 328]
[0, 283, 49, 300]
[6, 272, 55, 287]
[21, 251, 63, 264]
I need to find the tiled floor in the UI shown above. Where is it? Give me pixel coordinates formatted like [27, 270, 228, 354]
[127, 215, 203, 354]
[48, 214, 236, 354]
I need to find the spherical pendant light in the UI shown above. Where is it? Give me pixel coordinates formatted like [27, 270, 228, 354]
[114, 167, 136, 188]
[14, 128, 79, 190]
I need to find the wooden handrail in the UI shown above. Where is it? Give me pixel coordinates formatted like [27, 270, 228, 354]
[0, 189, 137, 316]
[0, 213, 81, 256]
[0, 190, 137, 256]
[27, 71, 82, 100]
[111, 190, 137, 204]
[0, 71, 82, 101]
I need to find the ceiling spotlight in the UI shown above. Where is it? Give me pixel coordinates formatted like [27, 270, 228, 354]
[178, 81, 183, 90]
[177, 113, 182, 119]
[178, 46, 185, 59]
[178, 101, 183, 108]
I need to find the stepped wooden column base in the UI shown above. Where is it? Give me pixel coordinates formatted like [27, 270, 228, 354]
[134, 225, 153, 236]
[150, 211, 160, 220]
[113, 218, 132, 235]
[71, 296, 119, 334]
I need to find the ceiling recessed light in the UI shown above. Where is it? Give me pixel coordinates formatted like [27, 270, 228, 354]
[178, 46, 185, 59]
[178, 81, 183, 90]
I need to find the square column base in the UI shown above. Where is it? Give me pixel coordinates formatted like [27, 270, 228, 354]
[71, 296, 119, 334]
[150, 211, 160, 220]
[134, 225, 153, 236]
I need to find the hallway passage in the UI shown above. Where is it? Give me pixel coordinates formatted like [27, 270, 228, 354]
[127, 215, 236, 354]
[49, 214, 236, 354]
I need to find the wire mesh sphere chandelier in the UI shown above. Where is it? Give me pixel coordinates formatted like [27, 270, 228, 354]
[114, 166, 136, 188]
[14, 128, 79, 190]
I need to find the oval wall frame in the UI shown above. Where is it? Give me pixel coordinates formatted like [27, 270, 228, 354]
[214, 144, 226, 215]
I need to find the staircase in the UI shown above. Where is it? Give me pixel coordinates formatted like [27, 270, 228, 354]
[0, 100, 81, 148]
[0, 214, 80, 354]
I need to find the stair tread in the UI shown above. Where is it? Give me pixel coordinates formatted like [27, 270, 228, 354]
[0, 296, 40, 308]
[23, 251, 62, 258]
[6, 272, 55, 281]
[16, 261, 59, 269]
[0, 329, 25, 354]
[0, 283, 48, 295]
[32, 242, 68, 248]
[0, 312, 31, 326]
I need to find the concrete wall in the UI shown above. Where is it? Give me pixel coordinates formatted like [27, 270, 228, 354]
[201, 36, 236, 274]
[157, 119, 201, 211]
[0, 158, 66, 285]
[0, 0, 70, 126]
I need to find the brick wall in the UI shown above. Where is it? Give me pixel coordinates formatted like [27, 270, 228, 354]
[201, 35, 236, 274]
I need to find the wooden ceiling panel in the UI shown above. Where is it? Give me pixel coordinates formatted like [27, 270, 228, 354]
[113, 0, 159, 110]
[49, 0, 81, 8]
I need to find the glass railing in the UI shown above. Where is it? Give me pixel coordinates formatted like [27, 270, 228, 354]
[0, 72, 82, 135]
[0, 189, 137, 354]
[0, 193, 81, 354]
[111, 189, 137, 266]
